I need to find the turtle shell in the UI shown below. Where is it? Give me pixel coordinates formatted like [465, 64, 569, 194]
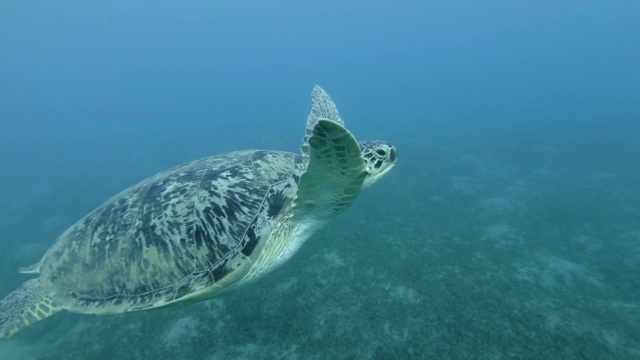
[38, 150, 304, 314]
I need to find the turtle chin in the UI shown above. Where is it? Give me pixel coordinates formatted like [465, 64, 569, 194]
[363, 162, 396, 188]
[359, 140, 398, 189]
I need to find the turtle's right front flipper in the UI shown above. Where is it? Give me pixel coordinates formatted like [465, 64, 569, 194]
[293, 119, 367, 221]
[0, 279, 60, 339]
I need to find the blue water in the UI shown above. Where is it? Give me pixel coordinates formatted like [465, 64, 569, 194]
[1, 1, 639, 359]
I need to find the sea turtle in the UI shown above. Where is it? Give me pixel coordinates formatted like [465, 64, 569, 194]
[0, 86, 398, 339]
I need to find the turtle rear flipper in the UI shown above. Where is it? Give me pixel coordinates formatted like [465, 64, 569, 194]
[0, 279, 60, 339]
[18, 262, 40, 274]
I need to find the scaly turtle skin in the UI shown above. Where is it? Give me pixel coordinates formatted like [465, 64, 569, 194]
[0, 86, 398, 339]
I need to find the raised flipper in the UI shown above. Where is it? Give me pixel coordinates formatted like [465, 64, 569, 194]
[0, 279, 61, 339]
[300, 85, 346, 159]
[293, 119, 367, 220]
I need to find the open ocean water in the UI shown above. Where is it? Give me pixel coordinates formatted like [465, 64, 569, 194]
[1, 1, 639, 359]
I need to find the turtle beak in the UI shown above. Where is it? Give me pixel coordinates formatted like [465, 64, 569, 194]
[389, 147, 398, 163]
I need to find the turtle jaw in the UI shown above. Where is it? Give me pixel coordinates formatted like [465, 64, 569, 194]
[363, 162, 396, 188]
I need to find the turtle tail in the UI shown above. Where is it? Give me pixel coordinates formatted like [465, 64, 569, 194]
[0, 279, 61, 339]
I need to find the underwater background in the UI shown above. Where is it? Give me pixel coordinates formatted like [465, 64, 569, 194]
[1, 0, 639, 359]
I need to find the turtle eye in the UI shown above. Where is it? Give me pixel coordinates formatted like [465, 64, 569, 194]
[375, 149, 387, 156]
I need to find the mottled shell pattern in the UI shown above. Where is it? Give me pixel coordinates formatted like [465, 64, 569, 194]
[40, 150, 305, 313]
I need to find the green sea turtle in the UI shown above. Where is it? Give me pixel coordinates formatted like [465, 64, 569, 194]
[0, 86, 398, 339]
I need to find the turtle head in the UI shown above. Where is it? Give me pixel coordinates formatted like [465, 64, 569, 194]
[359, 140, 398, 188]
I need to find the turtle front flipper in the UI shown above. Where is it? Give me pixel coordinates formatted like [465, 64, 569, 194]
[300, 85, 346, 159]
[0, 279, 60, 339]
[293, 119, 367, 221]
